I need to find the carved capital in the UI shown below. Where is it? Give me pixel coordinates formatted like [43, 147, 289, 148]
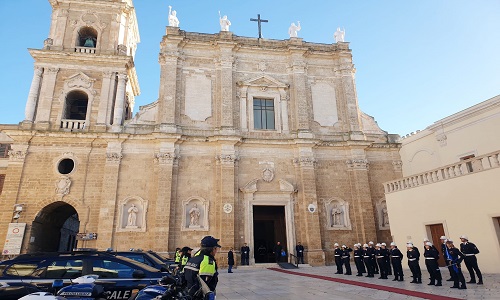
[392, 160, 403, 171]
[293, 157, 317, 167]
[46, 68, 60, 74]
[216, 154, 238, 165]
[346, 159, 369, 170]
[34, 66, 44, 77]
[106, 152, 123, 163]
[117, 74, 128, 82]
[154, 152, 178, 165]
[8, 150, 27, 161]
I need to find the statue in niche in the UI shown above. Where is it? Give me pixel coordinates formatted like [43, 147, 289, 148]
[189, 203, 201, 226]
[331, 204, 344, 226]
[168, 6, 179, 27]
[334, 27, 345, 43]
[127, 204, 139, 227]
[219, 11, 231, 31]
[288, 21, 301, 38]
[381, 204, 389, 227]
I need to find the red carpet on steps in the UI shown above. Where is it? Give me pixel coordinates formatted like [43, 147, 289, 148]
[268, 268, 462, 300]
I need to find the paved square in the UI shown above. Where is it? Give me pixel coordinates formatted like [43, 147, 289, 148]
[216, 266, 500, 300]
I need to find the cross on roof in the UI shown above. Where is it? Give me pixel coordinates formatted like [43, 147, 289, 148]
[250, 14, 268, 39]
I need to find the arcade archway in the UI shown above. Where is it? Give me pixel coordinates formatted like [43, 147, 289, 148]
[29, 201, 80, 252]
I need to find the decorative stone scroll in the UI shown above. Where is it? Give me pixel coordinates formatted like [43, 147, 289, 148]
[154, 152, 178, 164]
[106, 152, 123, 163]
[8, 150, 27, 161]
[392, 160, 403, 172]
[117, 196, 148, 232]
[216, 154, 238, 165]
[262, 167, 274, 182]
[323, 198, 351, 230]
[376, 199, 390, 230]
[346, 159, 369, 170]
[182, 197, 209, 231]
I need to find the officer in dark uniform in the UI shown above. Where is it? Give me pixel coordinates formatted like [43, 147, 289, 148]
[180, 246, 193, 271]
[363, 243, 374, 277]
[375, 243, 388, 279]
[295, 242, 305, 264]
[341, 244, 353, 275]
[381, 243, 392, 276]
[174, 247, 182, 266]
[389, 242, 404, 281]
[184, 236, 221, 298]
[368, 241, 379, 274]
[333, 243, 343, 274]
[407, 242, 422, 284]
[353, 243, 365, 276]
[423, 242, 442, 286]
[446, 239, 467, 289]
[459, 235, 483, 284]
[440, 236, 455, 282]
[240, 243, 250, 265]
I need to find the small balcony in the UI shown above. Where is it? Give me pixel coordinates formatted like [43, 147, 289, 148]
[61, 119, 86, 131]
[75, 46, 96, 54]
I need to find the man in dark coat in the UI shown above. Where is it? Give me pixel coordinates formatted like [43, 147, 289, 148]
[296, 242, 305, 264]
[274, 241, 283, 263]
[240, 243, 250, 265]
[227, 248, 234, 273]
[424, 242, 442, 286]
[362, 243, 374, 277]
[341, 244, 353, 275]
[460, 235, 483, 284]
[333, 243, 343, 274]
[390, 242, 404, 281]
[407, 242, 422, 284]
[353, 243, 365, 276]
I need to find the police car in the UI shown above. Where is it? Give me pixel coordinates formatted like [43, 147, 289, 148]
[106, 249, 174, 272]
[0, 250, 170, 300]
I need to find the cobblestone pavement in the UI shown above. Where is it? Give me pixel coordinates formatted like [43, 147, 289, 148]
[216, 265, 500, 300]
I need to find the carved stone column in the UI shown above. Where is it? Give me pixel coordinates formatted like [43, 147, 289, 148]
[112, 74, 128, 129]
[345, 145, 377, 242]
[96, 71, 115, 130]
[215, 142, 239, 251]
[0, 143, 29, 251]
[293, 147, 325, 266]
[154, 143, 178, 252]
[24, 67, 44, 122]
[34, 68, 59, 129]
[289, 52, 310, 133]
[96, 141, 123, 249]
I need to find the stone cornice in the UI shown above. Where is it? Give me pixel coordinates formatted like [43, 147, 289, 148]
[28, 49, 135, 69]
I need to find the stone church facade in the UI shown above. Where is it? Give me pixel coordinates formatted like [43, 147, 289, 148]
[0, 0, 402, 266]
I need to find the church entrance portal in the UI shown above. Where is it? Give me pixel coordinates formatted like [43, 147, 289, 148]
[29, 202, 80, 252]
[253, 205, 287, 263]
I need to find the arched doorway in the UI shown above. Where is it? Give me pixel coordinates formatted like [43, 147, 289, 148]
[29, 202, 80, 252]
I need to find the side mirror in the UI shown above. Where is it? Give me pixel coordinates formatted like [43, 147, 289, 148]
[132, 270, 146, 279]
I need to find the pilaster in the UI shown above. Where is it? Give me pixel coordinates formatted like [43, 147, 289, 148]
[293, 146, 325, 265]
[289, 51, 310, 132]
[34, 68, 59, 130]
[216, 44, 236, 131]
[111, 74, 128, 131]
[96, 140, 124, 249]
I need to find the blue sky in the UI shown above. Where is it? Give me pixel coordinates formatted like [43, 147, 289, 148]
[1, 0, 499, 136]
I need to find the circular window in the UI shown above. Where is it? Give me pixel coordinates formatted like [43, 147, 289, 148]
[58, 158, 75, 174]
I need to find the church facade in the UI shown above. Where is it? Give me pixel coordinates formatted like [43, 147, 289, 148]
[0, 0, 402, 266]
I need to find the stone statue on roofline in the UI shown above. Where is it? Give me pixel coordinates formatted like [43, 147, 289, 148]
[288, 21, 301, 38]
[168, 5, 179, 27]
[219, 11, 231, 31]
[334, 27, 345, 43]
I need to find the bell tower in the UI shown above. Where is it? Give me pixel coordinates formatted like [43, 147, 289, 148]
[23, 0, 140, 132]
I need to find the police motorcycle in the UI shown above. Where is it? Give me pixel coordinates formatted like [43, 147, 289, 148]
[18, 275, 108, 300]
[128, 272, 189, 300]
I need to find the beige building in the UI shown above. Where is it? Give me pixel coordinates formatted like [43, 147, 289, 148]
[0, 0, 402, 266]
[385, 95, 500, 273]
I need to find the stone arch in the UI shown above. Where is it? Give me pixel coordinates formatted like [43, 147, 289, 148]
[117, 196, 148, 232]
[323, 197, 351, 230]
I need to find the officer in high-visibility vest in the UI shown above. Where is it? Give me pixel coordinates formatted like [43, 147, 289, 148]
[180, 246, 193, 270]
[184, 236, 221, 298]
[174, 247, 182, 265]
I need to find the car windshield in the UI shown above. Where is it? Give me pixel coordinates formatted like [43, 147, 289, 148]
[113, 255, 161, 272]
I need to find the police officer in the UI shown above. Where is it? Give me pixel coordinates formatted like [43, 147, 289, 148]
[376, 243, 388, 279]
[240, 243, 250, 265]
[174, 247, 182, 265]
[368, 241, 379, 274]
[407, 243, 422, 284]
[353, 244, 365, 276]
[390, 242, 404, 281]
[424, 242, 442, 286]
[341, 244, 353, 275]
[440, 236, 455, 282]
[446, 239, 467, 289]
[333, 243, 343, 274]
[362, 243, 374, 277]
[296, 242, 305, 264]
[180, 246, 193, 271]
[459, 235, 483, 284]
[184, 236, 221, 298]
[381, 243, 392, 276]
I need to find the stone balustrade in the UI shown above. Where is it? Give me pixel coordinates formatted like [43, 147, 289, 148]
[384, 150, 500, 193]
[75, 46, 96, 54]
[60, 119, 86, 130]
